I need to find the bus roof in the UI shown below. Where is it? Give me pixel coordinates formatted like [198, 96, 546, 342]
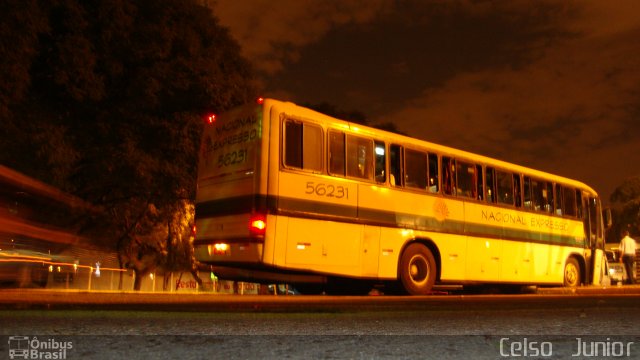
[262, 98, 598, 195]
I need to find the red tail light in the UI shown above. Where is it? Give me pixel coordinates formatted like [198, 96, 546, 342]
[249, 214, 266, 235]
[257, 97, 264, 105]
[207, 114, 216, 124]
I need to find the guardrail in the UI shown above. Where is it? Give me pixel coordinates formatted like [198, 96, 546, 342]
[2, 254, 285, 294]
[44, 265, 265, 294]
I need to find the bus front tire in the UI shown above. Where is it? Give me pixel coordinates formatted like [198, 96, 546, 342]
[398, 243, 436, 295]
[563, 258, 581, 287]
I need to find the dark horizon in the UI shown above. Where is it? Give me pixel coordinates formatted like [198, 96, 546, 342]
[213, 0, 640, 201]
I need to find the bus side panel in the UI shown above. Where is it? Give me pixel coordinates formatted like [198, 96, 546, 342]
[285, 216, 362, 276]
[433, 233, 467, 281]
[268, 215, 288, 267]
[359, 185, 470, 281]
[260, 102, 280, 266]
[277, 169, 361, 276]
[277, 172, 358, 217]
[362, 225, 380, 278]
[257, 102, 273, 197]
[465, 236, 502, 281]
[378, 227, 404, 279]
[532, 244, 583, 284]
[500, 240, 533, 282]
[464, 202, 511, 282]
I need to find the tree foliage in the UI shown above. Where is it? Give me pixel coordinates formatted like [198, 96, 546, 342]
[0, 0, 256, 288]
[609, 176, 640, 240]
[303, 102, 368, 124]
[303, 102, 406, 135]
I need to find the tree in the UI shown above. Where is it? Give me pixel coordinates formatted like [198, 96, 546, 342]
[608, 176, 640, 241]
[373, 121, 407, 135]
[0, 0, 257, 289]
[303, 102, 405, 135]
[303, 102, 368, 124]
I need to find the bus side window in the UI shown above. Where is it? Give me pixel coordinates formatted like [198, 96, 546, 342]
[374, 141, 386, 183]
[546, 182, 554, 214]
[486, 167, 496, 203]
[476, 165, 483, 200]
[442, 156, 454, 195]
[455, 160, 476, 198]
[284, 120, 323, 172]
[405, 148, 427, 190]
[328, 130, 345, 176]
[531, 179, 551, 213]
[389, 144, 403, 187]
[496, 170, 514, 205]
[575, 189, 583, 219]
[555, 184, 563, 216]
[284, 121, 303, 168]
[563, 186, 577, 217]
[524, 176, 533, 210]
[346, 135, 373, 180]
[428, 153, 439, 193]
[514, 174, 522, 208]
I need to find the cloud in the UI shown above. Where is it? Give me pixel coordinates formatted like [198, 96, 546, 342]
[567, 0, 640, 38]
[382, 1, 640, 196]
[211, 0, 390, 74]
[211, 0, 640, 197]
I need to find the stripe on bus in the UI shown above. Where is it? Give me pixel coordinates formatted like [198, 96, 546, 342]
[195, 195, 584, 248]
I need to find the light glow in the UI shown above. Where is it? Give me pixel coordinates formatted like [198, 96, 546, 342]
[251, 219, 266, 230]
[208, 243, 230, 256]
[214, 243, 229, 252]
[249, 214, 267, 235]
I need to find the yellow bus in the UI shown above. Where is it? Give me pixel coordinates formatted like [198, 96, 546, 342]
[193, 98, 609, 295]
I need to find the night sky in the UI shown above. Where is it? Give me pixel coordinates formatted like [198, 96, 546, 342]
[212, 0, 640, 201]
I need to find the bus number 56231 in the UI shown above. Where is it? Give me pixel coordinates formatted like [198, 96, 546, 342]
[217, 149, 248, 168]
[305, 182, 349, 199]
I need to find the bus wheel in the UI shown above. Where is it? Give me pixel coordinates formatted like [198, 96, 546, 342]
[563, 258, 581, 287]
[399, 243, 436, 295]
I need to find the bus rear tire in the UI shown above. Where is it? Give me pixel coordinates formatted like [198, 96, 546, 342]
[563, 258, 581, 287]
[398, 243, 436, 295]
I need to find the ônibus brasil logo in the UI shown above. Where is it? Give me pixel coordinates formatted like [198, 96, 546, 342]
[8, 336, 73, 359]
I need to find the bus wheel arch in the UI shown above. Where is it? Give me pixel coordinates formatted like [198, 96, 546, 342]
[397, 240, 440, 295]
[563, 255, 584, 287]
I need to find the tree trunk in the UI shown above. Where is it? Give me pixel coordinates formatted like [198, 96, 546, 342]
[190, 269, 203, 289]
[133, 268, 148, 291]
[117, 255, 124, 291]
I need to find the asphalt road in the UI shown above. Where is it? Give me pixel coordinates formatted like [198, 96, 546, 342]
[1, 288, 640, 359]
[1, 286, 640, 312]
